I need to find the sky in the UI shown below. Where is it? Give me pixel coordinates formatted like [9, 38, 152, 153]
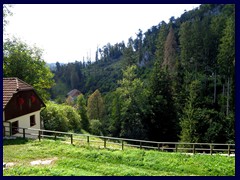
[4, 4, 201, 64]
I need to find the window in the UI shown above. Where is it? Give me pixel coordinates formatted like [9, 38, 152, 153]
[30, 115, 36, 127]
[12, 121, 19, 135]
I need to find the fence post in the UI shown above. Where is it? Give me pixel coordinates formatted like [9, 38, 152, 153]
[23, 128, 25, 139]
[122, 140, 124, 150]
[193, 144, 195, 154]
[87, 136, 89, 144]
[54, 133, 57, 141]
[158, 143, 160, 151]
[228, 145, 230, 156]
[175, 144, 178, 152]
[71, 134, 73, 144]
[210, 144, 213, 155]
[140, 142, 142, 149]
[104, 138, 106, 148]
[9, 123, 12, 136]
[38, 131, 41, 141]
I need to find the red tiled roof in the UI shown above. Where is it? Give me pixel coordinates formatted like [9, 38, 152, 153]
[3, 77, 34, 110]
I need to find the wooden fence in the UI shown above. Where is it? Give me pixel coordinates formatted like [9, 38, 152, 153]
[3, 126, 235, 156]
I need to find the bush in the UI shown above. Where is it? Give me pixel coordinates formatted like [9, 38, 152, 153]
[41, 101, 81, 132]
[90, 119, 102, 136]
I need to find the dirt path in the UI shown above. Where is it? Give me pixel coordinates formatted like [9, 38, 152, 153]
[3, 157, 58, 170]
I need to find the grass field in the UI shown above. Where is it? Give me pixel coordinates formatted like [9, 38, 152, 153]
[3, 138, 235, 176]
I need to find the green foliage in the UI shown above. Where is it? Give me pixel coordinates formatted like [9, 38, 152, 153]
[154, 21, 168, 65]
[123, 38, 137, 66]
[3, 37, 55, 101]
[89, 119, 102, 136]
[64, 105, 82, 132]
[76, 94, 90, 131]
[41, 101, 81, 132]
[179, 80, 202, 143]
[45, 4, 235, 144]
[2, 4, 235, 144]
[179, 21, 192, 70]
[148, 64, 178, 142]
[50, 80, 69, 103]
[115, 65, 149, 139]
[217, 15, 235, 77]
[108, 92, 122, 137]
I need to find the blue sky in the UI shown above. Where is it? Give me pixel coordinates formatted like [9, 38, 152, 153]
[4, 4, 200, 64]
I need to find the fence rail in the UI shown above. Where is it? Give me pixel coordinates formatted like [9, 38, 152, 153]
[3, 126, 235, 156]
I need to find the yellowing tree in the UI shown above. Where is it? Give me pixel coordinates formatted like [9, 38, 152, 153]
[87, 89, 105, 120]
[163, 25, 177, 73]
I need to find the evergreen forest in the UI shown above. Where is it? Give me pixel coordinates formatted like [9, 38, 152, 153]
[3, 4, 235, 144]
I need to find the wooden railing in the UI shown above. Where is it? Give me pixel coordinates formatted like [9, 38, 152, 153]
[3, 126, 235, 156]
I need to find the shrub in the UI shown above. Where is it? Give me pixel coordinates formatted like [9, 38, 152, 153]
[90, 119, 102, 136]
[41, 101, 81, 132]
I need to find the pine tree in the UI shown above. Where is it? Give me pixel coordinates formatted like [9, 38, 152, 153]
[148, 66, 178, 142]
[179, 80, 201, 143]
[163, 25, 177, 73]
[123, 38, 136, 66]
[155, 21, 168, 65]
[179, 21, 193, 71]
[109, 92, 122, 137]
[116, 65, 149, 139]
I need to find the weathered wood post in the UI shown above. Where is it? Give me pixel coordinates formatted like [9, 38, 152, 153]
[104, 138, 106, 148]
[175, 144, 178, 152]
[210, 145, 213, 155]
[158, 143, 160, 151]
[121, 140, 124, 150]
[87, 136, 89, 144]
[71, 134, 73, 144]
[23, 128, 25, 139]
[193, 144, 195, 154]
[140, 142, 142, 149]
[54, 133, 57, 141]
[228, 145, 230, 156]
[38, 131, 41, 141]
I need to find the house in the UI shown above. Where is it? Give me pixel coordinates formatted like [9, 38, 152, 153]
[66, 89, 81, 102]
[3, 77, 46, 137]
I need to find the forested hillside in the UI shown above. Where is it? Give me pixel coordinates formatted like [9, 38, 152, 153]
[49, 4, 235, 143]
[4, 4, 235, 144]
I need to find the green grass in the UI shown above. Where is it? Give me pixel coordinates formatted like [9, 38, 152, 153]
[3, 138, 235, 176]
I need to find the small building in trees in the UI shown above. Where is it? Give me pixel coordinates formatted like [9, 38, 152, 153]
[66, 89, 81, 102]
[3, 77, 46, 137]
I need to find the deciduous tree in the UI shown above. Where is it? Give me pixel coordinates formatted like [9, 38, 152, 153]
[3, 37, 55, 101]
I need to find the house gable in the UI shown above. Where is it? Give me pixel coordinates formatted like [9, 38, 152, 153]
[66, 89, 81, 99]
[3, 77, 45, 121]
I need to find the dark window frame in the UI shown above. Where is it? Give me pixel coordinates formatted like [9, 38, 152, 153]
[30, 115, 36, 127]
[12, 121, 19, 135]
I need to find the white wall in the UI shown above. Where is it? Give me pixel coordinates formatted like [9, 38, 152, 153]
[3, 110, 41, 138]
